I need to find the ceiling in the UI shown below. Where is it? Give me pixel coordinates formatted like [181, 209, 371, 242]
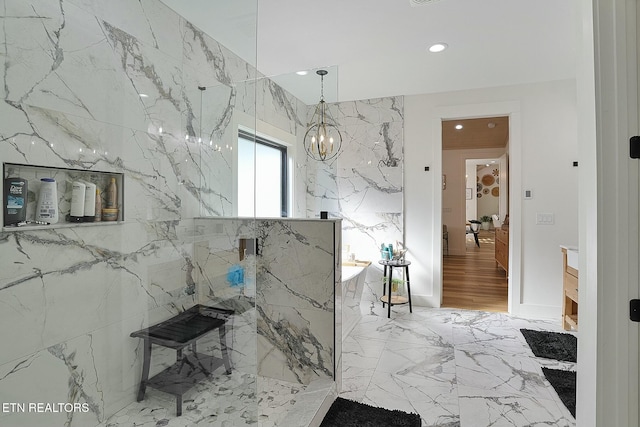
[159, 0, 578, 104]
[442, 117, 509, 150]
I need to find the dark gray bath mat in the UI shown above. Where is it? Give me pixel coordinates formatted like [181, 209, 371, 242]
[520, 328, 577, 362]
[320, 397, 421, 427]
[542, 368, 576, 418]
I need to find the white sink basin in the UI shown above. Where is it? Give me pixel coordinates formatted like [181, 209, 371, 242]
[567, 249, 579, 270]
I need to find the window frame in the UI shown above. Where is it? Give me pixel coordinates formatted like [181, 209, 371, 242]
[238, 129, 289, 217]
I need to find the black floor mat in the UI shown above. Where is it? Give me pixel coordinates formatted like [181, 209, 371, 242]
[520, 328, 577, 362]
[320, 397, 422, 427]
[542, 368, 576, 418]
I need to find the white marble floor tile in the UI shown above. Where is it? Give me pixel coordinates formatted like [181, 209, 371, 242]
[458, 385, 574, 427]
[98, 372, 314, 427]
[364, 370, 460, 427]
[340, 366, 375, 402]
[101, 307, 576, 427]
[257, 376, 306, 426]
[98, 371, 259, 427]
[386, 317, 455, 347]
[453, 323, 533, 357]
[342, 334, 387, 370]
[375, 342, 456, 385]
[341, 307, 575, 427]
[348, 314, 394, 341]
[455, 343, 556, 401]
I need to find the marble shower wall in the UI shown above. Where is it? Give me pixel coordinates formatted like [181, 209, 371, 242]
[0, 1, 310, 426]
[306, 97, 404, 260]
[194, 218, 341, 386]
[196, 75, 309, 218]
[335, 97, 404, 263]
[306, 97, 404, 313]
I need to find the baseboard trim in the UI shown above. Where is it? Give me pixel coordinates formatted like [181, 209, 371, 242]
[404, 295, 560, 321]
[411, 294, 440, 308]
[514, 303, 561, 321]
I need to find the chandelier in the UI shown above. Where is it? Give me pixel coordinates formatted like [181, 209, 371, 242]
[304, 70, 342, 161]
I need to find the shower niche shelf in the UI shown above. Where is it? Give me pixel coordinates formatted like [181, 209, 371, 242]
[2, 162, 124, 231]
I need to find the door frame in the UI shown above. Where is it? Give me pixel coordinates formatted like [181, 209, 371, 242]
[578, 0, 640, 424]
[433, 101, 522, 314]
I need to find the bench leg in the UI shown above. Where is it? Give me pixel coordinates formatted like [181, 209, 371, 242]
[405, 266, 412, 313]
[176, 395, 182, 416]
[136, 339, 152, 402]
[219, 324, 232, 374]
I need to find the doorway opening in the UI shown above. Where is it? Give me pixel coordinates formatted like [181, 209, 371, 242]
[440, 116, 509, 312]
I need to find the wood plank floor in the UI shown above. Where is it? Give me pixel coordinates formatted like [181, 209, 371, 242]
[442, 229, 508, 312]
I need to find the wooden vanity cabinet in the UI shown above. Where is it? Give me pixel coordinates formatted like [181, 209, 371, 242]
[561, 247, 579, 330]
[494, 227, 509, 274]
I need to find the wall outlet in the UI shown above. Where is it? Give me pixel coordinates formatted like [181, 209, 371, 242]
[524, 189, 533, 199]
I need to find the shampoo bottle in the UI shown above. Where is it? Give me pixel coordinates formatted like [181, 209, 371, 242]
[70, 181, 86, 222]
[3, 178, 28, 226]
[35, 178, 58, 224]
[94, 188, 102, 222]
[83, 182, 96, 222]
[106, 177, 117, 208]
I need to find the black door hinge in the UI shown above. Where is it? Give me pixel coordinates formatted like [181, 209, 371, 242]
[631, 299, 640, 322]
[630, 136, 640, 158]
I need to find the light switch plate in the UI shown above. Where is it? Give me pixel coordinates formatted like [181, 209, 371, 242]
[536, 213, 555, 225]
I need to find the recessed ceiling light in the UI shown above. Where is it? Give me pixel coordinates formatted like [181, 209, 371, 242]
[487, 122, 496, 128]
[296, 70, 308, 76]
[429, 43, 448, 53]
[455, 124, 463, 130]
[139, 93, 149, 98]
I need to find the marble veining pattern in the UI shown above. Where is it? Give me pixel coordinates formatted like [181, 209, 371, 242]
[305, 96, 404, 267]
[342, 306, 577, 427]
[92, 373, 332, 427]
[194, 218, 338, 385]
[1, 1, 333, 426]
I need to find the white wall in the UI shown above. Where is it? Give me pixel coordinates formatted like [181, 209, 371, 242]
[404, 79, 578, 318]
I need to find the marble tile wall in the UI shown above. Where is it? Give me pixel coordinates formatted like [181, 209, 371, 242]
[0, 1, 312, 425]
[195, 75, 309, 218]
[306, 97, 405, 317]
[194, 218, 341, 386]
[333, 97, 404, 262]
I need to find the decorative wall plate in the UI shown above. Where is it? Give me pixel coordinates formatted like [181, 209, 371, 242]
[483, 188, 490, 195]
[477, 183, 482, 192]
[481, 174, 495, 186]
[477, 192, 482, 198]
[492, 187, 500, 197]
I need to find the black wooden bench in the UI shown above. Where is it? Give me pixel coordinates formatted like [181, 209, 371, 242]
[130, 304, 234, 416]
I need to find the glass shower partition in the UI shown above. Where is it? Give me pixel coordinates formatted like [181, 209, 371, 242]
[0, 0, 340, 424]
[193, 64, 342, 424]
